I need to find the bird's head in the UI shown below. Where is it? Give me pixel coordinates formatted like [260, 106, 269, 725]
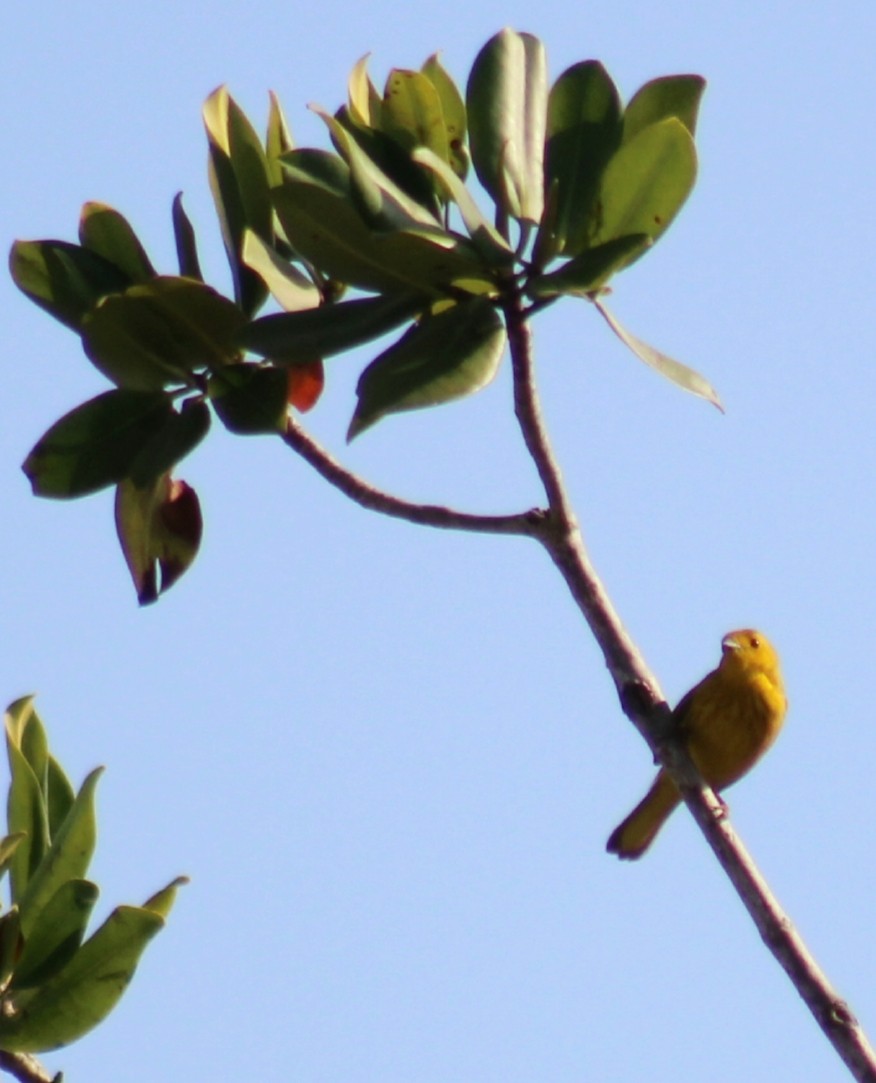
[720, 629, 781, 680]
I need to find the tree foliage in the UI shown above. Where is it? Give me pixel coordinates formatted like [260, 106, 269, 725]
[10, 28, 712, 605]
[0, 698, 184, 1061]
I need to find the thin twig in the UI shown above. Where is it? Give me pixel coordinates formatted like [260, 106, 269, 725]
[0, 1051, 60, 1083]
[282, 415, 545, 537]
[501, 292, 876, 1083]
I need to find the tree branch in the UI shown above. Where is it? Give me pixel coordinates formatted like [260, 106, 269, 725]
[502, 292, 876, 1083]
[282, 415, 545, 536]
[0, 1051, 60, 1083]
[278, 292, 876, 1080]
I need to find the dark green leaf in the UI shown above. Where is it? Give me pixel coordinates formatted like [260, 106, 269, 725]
[81, 276, 246, 390]
[466, 29, 547, 223]
[623, 75, 706, 142]
[542, 61, 623, 257]
[0, 903, 165, 1052]
[23, 390, 172, 499]
[128, 400, 211, 487]
[240, 292, 424, 362]
[78, 203, 155, 282]
[209, 364, 290, 434]
[273, 181, 486, 295]
[594, 299, 723, 411]
[171, 194, 203, 281]
[315, 106, 441, 232]
[115, 476, 202, 605]
[279, 147, 350, 190]
[11, 880, 99, 990]
[9, 240, 131, 331]
[337, 109, 441, 213]
[527, 234, 651, 297]
[349, 299, 506, 438]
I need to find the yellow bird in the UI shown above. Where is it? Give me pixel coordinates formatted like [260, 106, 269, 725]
[607, 629, 787, 859]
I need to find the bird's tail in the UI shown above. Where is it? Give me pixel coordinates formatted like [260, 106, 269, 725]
[606, 770, 681, 859]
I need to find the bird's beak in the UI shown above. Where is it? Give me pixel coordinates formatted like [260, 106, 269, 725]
[721, 634, 741, 655]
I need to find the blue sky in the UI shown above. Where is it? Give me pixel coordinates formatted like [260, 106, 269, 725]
[3, 1, 876, 1080]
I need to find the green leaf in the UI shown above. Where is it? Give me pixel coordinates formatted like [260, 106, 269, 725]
[314, 106, 441, 232]
[265, 90, 294, 188]
[279, 147, 351, 190]
[589, 117, 697, 255]
[4, 696, 40, 753]
[142, 876, 189, 919]
[593, 299, 723, 411]
[542, 61, 623, 257]
[115, 476, 202, 605]
[11, 880, 99, 990]
[527, 234, 651, 297]
[171, 194, 203, 281]
[273, 180, 486, 295]
[422, 53, 468, 178]
[5, 703, 51, 902]
[346, 54, 383, 128]
[81, 276, 246, 390]
[349, 299, 506, 438]
[623, 74, 706, 143]
[381, 68, 449, 162]
[128, 399, 211, 487]
[0, 903, 166, 1052]
[410, 148, 513, 265]
[241, 230, 320, 312]
[9, 240, 131, 331]
[466, 29, 547, 223]
[337, 108, 441, 213]
[209, 364, 290, 434]
[16, 767, 102, 938]
[45, 757, 76, 841]
[78, 203, 155, 283]
[17, 703, 48, 790]
[204, 86, 273, 316]
[0, 835, 25, 881]
[240, 292, 424, 363]
[23, 389, 172, 499]
[0, 910, 22, 992]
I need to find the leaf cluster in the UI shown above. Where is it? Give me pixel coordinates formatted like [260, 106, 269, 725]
[10, 29, 714, 602]
[0, 698, 185, 1054]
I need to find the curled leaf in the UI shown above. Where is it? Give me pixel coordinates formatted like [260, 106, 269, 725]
[115, 475, 203, 604]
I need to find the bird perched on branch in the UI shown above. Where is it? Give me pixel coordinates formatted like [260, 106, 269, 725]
[606, 629, 787, 860]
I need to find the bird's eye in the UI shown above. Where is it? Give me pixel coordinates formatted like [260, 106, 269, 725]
[750, 635, 760, 648]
